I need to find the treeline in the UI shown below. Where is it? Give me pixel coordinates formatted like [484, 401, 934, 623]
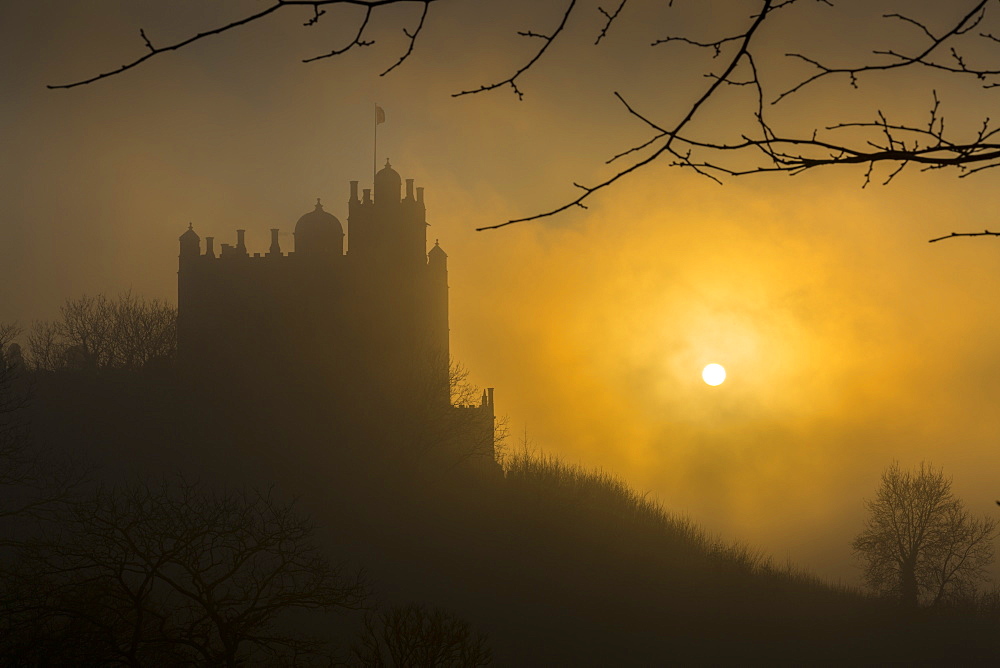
[6, 293, 175, 373]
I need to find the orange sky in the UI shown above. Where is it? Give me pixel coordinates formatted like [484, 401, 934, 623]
[3, 0, 999, 584]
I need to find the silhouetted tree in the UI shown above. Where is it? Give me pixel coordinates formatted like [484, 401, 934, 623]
[352, 603, 492, 667]
[449, 360, 478, 408]
[2, 478, 366, 666]
[406, 358, 505, 469]
[852, 462, 998, 610]
[49, 2, 1000, 235]
[27, 293, 176, 372]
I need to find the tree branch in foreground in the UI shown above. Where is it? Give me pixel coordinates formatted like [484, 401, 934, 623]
[47, 0, 441, 90]
[928, 230, 1000, 243]
[452, 0, 578, 101]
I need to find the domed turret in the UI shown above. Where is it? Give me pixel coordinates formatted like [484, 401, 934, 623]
[428, 239, 447, 261]
[179, 223, 200, 258]
[374, 159, 401, 204]
[294, 199, 344, 258]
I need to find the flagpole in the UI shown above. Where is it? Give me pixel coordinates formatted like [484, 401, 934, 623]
[373, 103, 378, 188]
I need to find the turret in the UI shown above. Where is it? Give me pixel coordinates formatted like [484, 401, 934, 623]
[374, 159, 401, 204]
[428, 239, 448, 272]
[179, 223, 200, 259]
[348, 162, 429, 266]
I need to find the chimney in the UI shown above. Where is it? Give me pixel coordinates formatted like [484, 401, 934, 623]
[405, 178, 415, 200]
[487, 387, 495, 408]
[350, 180, 359, 203]
[236, 229, 247, 254]
[269, 228, 281, 256]
[416, 187, 424, 204]
[205, 237, 216, 258]
[362, 188, 372, 204]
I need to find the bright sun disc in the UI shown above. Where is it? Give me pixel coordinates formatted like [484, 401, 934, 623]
[702, 363, 726, 386]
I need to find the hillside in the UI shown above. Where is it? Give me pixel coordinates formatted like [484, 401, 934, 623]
[6, 369, 1000, 665]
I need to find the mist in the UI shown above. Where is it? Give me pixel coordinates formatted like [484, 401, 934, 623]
[3, 1, 1000, 664]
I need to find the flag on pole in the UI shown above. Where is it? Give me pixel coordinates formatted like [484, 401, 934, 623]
[375, 105, 386, 125]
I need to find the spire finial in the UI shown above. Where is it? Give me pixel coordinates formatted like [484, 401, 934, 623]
[188, 222, 193, 231]
[315, 197, 322, 210]
[385, 158, 391, 168]
[435, 239, 440, 246]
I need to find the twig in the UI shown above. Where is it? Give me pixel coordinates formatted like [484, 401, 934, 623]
[380, 2, 430, 76]
[928, 230, 1000, 243]
[48, 0, 444, 90]
[453, 0, 577, 101]
[595, 0, 628, 45]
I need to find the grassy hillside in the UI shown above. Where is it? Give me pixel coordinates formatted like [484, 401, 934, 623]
[9, 371, 1000, 665]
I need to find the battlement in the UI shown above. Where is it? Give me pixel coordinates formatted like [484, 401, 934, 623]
[189, 229, 297, 262]
[455, 387, 493, 413]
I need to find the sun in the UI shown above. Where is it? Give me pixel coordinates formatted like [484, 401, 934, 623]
[702, 363, 726, 386]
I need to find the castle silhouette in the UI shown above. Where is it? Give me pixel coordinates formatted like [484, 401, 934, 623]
[176, 161, 495, 465]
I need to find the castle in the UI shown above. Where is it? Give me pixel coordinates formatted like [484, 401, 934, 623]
[176, 161, 495, 464]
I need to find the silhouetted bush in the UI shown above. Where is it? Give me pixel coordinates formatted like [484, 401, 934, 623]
[352, 603, 492, 667]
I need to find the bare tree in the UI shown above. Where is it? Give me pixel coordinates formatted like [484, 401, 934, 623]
[2, 478, 366, 666]
[48, 2, 1000, 237]
[27, 293, 176, 372]
[352, 603, 492, 667]
[852, 462, 998, 610]
[406, 357, 504, 469]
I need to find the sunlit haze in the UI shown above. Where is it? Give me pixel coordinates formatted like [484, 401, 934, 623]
[3, 0, 1000, 599]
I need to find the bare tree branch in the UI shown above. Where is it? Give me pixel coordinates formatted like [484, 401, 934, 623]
[302, 6, 375, 63]
[47, 0, 445, 90]
[452, 0, 578, 101]
[595, 0, 630, 45]
[775, 1, 995, 104]
[478, 0, 778, 230]
[928, 230, 1000, 243]
[379, 1, 430, 76]
[48, 0, 1000, 238]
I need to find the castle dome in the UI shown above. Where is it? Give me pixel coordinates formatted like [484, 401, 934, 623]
[294, 199, 343, 257]
[179, 222, 200, 243]
[179, 223, 201, 257]
[374, 159, 401, 202]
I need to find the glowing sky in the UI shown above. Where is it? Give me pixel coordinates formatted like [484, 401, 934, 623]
[3, 1, 1000, 584]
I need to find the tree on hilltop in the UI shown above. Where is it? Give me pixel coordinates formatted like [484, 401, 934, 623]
[852, 462, 997, 610]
